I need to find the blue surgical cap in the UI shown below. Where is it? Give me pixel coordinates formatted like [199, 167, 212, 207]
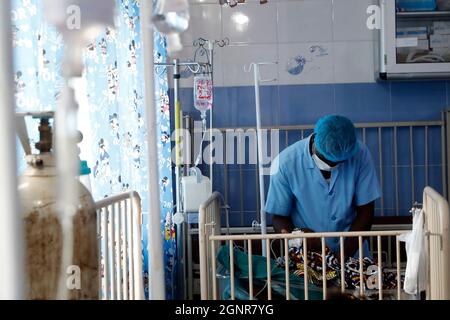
[314, 115, 359, 162]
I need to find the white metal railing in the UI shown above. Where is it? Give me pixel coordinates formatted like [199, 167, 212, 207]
[95, 191, 144, 300]
[199, 192, 222, 300]
[423, 186, 450, 300]
[199, 187, 450, 300]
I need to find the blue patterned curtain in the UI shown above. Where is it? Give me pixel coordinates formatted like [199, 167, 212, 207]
[12, 0, 177, 299]
[83, 1, 176, 299]
[11, 0, 64, 172]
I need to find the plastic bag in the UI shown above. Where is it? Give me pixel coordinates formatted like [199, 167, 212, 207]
[399, 208, 428, 295]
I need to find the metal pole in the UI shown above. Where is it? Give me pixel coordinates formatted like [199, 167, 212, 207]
[0, 0, 25, 300]
[140, 1, 165, 300]
[208, 41, 214, 194]
[252, 64, 267, 257]
[173, 58, 186, 299]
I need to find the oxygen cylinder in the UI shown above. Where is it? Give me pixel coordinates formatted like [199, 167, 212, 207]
[17, 112, 98, 300]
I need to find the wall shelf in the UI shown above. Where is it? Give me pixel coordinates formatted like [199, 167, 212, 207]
[377, 1, 450, 80]
[396, 10, 450, 19]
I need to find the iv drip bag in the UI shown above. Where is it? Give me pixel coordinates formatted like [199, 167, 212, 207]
[193, 74, 213, 118]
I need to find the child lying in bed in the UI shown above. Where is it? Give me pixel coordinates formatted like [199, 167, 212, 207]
[278, 242, 400, 296]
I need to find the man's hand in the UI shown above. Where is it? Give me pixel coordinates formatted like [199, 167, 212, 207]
[272, 215, 294, 234]
[300, 228, 323, 252]
[343, 201, 375, 258]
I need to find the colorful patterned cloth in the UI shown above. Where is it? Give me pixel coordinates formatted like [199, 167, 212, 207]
[278, 244, 401, 296]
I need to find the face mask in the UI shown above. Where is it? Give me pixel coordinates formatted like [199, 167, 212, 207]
[312, 153, 336, 172]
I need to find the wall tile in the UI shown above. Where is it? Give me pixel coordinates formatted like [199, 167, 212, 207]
[180, 4, 222, 47]
[332, 0, 377, 41]
[222, 2, 278, 44]
[333, 41, 376, 83]
[277, 0, 333, 43]
[278, 84, 335, 125]
[334, 82, 391, 122]
[390, 81, 447, 121]
[278, 42, 334, 85]
[211, 85, 280, 128]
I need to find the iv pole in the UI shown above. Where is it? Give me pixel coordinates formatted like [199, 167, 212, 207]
[154, 59, 201, 300]
[0, 0, 25, 300]
[246, 62, 277, 257]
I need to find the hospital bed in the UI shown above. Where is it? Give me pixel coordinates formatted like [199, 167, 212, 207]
[181, 115, 450, 298]
[198, 187, 450, 300]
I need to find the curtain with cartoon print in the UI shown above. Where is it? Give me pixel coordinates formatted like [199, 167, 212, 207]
[83, 0, 176, 299]
[11, 0, 177, 299]
[11, 0, 64, 173]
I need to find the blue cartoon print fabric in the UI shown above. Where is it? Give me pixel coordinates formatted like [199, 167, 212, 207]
[83, 0, 177, 299]
[11, 0, 64, 173]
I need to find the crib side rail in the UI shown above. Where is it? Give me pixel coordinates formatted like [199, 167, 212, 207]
[199, 192, 223, 300]
[205, 230, 407, 301]
[95, 191, 144, 300]
[423, 186, 450, 300]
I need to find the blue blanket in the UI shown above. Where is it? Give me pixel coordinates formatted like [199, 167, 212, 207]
[216, 245, 323, 300]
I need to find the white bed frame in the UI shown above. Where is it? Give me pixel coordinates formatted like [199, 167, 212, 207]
[95, 191, 145, 300]
[199, 187, 450, 300]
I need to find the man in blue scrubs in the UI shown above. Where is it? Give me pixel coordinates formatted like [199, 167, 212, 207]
[265, 115, 381, 257]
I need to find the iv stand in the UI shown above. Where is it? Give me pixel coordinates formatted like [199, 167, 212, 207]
[157, 39, 225, 299]
[155, 39, 221, 299]
[245, 62, 277, 257]
[154, 59, 202, 300]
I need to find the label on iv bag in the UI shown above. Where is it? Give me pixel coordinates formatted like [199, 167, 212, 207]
[194, 75, 213, 113]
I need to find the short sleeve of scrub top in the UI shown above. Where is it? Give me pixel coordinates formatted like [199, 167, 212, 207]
[354, 145, 382, 206]
[265, 155, 293, 216]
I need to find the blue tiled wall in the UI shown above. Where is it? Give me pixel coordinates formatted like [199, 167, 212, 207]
[171, 81, 449, 226]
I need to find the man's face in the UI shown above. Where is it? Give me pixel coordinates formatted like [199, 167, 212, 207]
[313, 140, 344, 168]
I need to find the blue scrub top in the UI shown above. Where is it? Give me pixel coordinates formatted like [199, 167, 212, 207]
[265, 134, 381, 256]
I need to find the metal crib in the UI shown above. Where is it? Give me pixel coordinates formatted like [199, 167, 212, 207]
[199, 187, 450, 300]
[95, 191, 145, 300]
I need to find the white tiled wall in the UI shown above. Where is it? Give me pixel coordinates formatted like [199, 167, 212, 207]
[171, 0, 378, 87]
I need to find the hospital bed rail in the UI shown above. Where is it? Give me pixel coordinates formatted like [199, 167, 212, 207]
[199, 187, 450, 300]
[95, 191, 145, 300]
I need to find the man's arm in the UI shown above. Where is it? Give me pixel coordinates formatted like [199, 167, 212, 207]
[272, 215, 295, 234]
[272, 215, 322, 251]
[344, 201, 375, 258]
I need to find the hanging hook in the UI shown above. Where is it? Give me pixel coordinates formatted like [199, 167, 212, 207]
[244, 62, 278, 82]
[215, 37, 230, 48]
[185, 64, 201, 74]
